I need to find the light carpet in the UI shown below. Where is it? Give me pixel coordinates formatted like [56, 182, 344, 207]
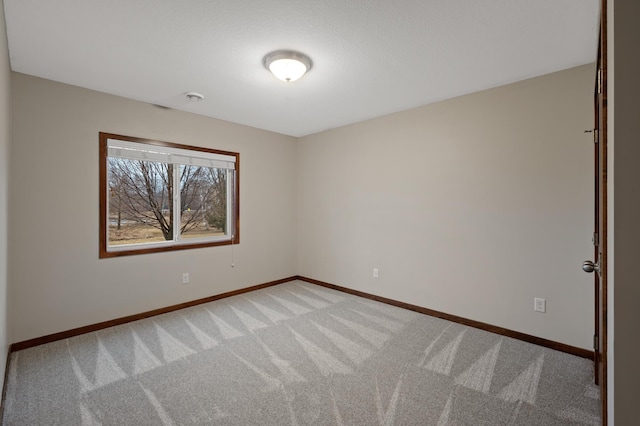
[2, 280, 601, 425]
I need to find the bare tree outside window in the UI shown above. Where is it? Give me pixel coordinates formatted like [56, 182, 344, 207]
[108, 159, 228, 245]
[180, 164, 227, 239]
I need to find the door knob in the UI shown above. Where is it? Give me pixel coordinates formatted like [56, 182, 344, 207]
[582, 260, 600, 274]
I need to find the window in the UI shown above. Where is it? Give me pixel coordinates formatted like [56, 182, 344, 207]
[99, 133, 239, 258]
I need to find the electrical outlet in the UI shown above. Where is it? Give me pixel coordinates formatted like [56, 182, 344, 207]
[373, 268, 379, 279]
[534, 297, 546, 313]
[182, 273, 190, 284]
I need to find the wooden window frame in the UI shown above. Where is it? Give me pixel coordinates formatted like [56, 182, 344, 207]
[99, 132, 240, 258]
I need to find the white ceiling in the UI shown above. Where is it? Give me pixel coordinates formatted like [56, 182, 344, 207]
[3, 0, 600, 137]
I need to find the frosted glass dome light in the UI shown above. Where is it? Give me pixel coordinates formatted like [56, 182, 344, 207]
[264, 50, 312, 82]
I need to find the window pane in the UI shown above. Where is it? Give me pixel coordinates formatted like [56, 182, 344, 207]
[108, 158, 174, 246]
[179, 166, 227, 239]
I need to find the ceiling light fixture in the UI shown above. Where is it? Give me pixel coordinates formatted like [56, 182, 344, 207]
[263, 50, 312, 82]
[186, 92, 204, 102]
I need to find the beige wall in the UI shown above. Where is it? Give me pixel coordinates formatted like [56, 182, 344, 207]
[9, 73, 298, 343]
[0, 0, 10, 394]
[611, 0, 640, 423]
[297, 65, 595, 349]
